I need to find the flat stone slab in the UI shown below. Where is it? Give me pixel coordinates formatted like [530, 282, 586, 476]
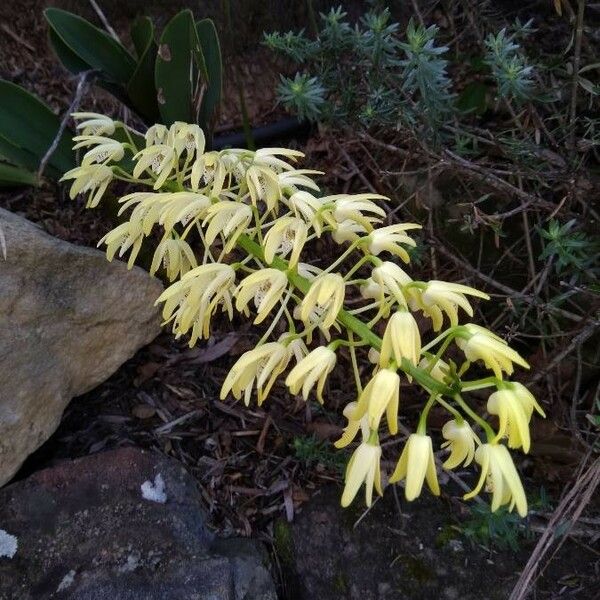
[0, 447, 276, 600]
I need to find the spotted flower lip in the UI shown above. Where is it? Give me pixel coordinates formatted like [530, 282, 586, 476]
[263, 216, 308, 269]
[389, 433, 440, 501]
[150, 236, 197, 281]
[72, 112, 116, 136]
[133, 144, 177, 189]
[285, 346, 336, 403]
[203, 201, 253, 253]
[464, 443, 528, 517]
[246, 164, 281, 210]
[299, 273, 345, 330]
[341, 441, 383, 508]
[234, 269, 289, 324]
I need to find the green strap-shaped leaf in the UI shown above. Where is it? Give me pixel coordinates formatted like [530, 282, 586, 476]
[127, 17, 160, 123]
[196, 19, 222, 142]
[48, 27, 90, 74]
[0, 162, 37, 187]
[45, 8, 135, 83]
[131, 16, 153, 59]
[155, 10, 197, 126]
[0, 80, 74, 176]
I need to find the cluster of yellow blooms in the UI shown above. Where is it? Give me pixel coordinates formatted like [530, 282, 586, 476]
[63, 113, 545, 517]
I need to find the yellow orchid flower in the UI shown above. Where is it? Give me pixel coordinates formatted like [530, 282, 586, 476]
[419, 281, 490, 330]
[334, 401, 370, 448]
[263, 216, 308, 268]
[98, 220, 144, 269]
[379, 311, 421, 369]
[351, 368, 400, 435]
[389, 433, 440, 501]
[73, 136, 125, 166]
[72, 112, 115, 136]
[369, 261, 413, 309]
[285, 190, 326, 235]
[331, 219, 368, 244]
[190, 151, 226, 192]
[145, 123, 169, 147]
[456, 324, 530, 379]
[150, 236, 197, 281]
[285, 346, 336, 403]
[341, 441, 383, 507]
[488, 389, 532, 452]
[60, 164, 113, 208]
[220, 342, 291, 406]
[246, 164, 281, 210]
[299, 273, 345, 331]
[366, 223, 421, 263]
[510, 382, 546, 420]
[464, 443, 527, 517]
[235, 269, 289, 324]
[441, 419, 480, 469]
[170, 122, 205, 158]
[331, 193, 387, 230]
[203, 201, 253, 253]
[133, 144, 177, 190]
[156, 264, 235, 345]
[157, 192, 211, 232]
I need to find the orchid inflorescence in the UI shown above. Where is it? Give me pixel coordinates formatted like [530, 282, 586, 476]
[62, 113, 545, 517]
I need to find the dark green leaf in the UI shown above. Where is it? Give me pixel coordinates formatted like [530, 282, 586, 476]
[45, 8, 135, 83]
[0, 80, 74, 175]
[155, 10, 196, 126]
[127, 18, 160, 122]
[196, 19, 222, 140]
[456, 82, 488, 115]
[131, 16, 153, 59]
[48, 27, 90, 74]
[0, 162, 38, 187]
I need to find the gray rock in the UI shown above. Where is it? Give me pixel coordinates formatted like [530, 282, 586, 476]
[0, 446, 277, 600]
[0, 208, 163, 486]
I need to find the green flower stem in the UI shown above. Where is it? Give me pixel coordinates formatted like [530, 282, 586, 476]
[460, 377, 500, 392]
[236, 233, 450, 396]
[417, 392, 439, 434]
[453, 393, 495, 442]
[321, 239, 362, 274]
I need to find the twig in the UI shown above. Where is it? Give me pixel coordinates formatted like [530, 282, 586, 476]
[508, 454, 600, 600]
[568, 0, 586, 154]
[410, 0, 426, 27]
[37, 70, 95, 181]
[527, 321, 600, 386]
[88, 0, 120, 42]
[432, 238, 587, 323]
